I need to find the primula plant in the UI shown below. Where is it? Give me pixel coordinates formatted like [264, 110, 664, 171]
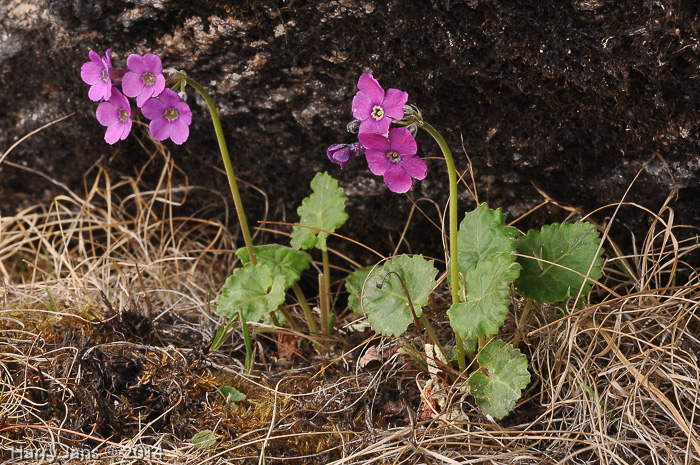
[327, 73, 604, 419]
[82, 52, 604, 421]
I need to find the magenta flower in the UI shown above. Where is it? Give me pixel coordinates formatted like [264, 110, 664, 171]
[352, 74, 408, 135]
[141, 88, 192, 145]
[80, 49, 113, 102]
[358, 128, 426, 193]
[122, 53, 166, 107]
[95, 88, 132, 144]
[327, 142, 365, 169]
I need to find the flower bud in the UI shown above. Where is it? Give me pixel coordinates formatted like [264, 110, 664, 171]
[346, 119, 361, 134]
[327, 142, 365, 169]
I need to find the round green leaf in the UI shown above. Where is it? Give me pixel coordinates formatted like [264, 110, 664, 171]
[457, 203, 518, 273]
[516, 222, 604, 304]
[216, 263, 286, 322]
[448, 254, 521, 339]
[236, 244, 311, 290]
[361, 255, 438, 336]
[469, 339, 530, 420]
[290, 172, 348, 251]
[345, 266, 373, 314]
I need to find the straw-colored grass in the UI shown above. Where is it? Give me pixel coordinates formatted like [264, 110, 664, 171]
[1, 131, 699, 464]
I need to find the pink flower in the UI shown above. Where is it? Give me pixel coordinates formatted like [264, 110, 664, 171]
[95, 88, 132, 144]
[80, 49, 113, 102]
[141, 88, 192, 145]
[358, 128, 426, 193]
[352, 74, 408, 135]
[122, 53, 166, 108]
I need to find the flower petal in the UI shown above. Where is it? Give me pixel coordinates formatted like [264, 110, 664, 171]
[149, 119, 170, 141]
[175, 101, 192, 125]
[358, 117, 390, 135]
[399, 155, 428, 180]
[121, 118, 133, 140]
[357, 74, 384, 103]
[383, 165, 413, 193]
[104, 122, 124, 145]
[382, 88, 408, 120]
[142, 53, 163, 74]
[88, 81, 110, 102]
[169, 119, 190, 144]
[80, 62, 103, 85]
[111, 89, 130, 114]
[365, 150, 391, 176]
[136, 86, 154, 108]
[151, 74, 166, 98]
[126, 54, 147, 74]
[122, 72, 144, 98]
[96, 101, 119, 125]
[388, 128, 417, 155]
[141, 98, 165, 120]
[157, 88, 181, 107]
[358, 133, 390, 152]
[351, 91, 373, 121]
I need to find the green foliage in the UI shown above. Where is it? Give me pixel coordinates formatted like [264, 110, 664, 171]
[448, 254, 522, 339]
[219, 386, 246, 403]
[516, 222, 604, 304]
[209, 317, 235, 351]
[216, 263, 286, 322]
[468, 340, 531, 420]
[345, 266, 373, 314]
[457, 203, 518, 274]
[237, 244, 311, 290]
[191, 430, 217, 449]
[290, 172, 348, 251]
[361, 255, 438, 336]
[449, 204, 521, 339]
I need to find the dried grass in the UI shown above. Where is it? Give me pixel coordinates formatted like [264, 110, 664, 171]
[1, 132, 699, 464]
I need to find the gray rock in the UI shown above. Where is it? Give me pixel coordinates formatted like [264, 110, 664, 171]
[2, 0, 699, 262]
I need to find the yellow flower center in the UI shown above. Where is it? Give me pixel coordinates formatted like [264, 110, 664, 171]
[118, 108, 128, 122]
[371, 105, 385, 121]
[165, 108, 179, 122]
[101, 69, 109, 83]
[387, 151, 401, 163]
[142, 72, 155, 86]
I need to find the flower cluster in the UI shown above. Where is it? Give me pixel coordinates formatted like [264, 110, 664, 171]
[81, 49, 192, 145]
[327, 73, 427, 193]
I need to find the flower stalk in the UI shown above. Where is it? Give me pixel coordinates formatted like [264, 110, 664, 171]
[184, 77, 257, 265]
[419, 121, 466, 371]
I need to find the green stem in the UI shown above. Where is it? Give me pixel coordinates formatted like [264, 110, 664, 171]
[293, 283, 318, 335]
[321, 249, 332, 335]
[277, 306, 299, 331]
[185, 77, 257, 265]
[318, 273, 329, 338]
[420, 121, 465, 371]
[512, 298, 534, 348]
[418, 314, 448, 362]
[238, 309, 253, 374]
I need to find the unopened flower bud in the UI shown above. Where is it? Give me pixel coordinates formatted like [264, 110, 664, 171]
[346, 119, 361, 134]
[327, 142, 365, 169]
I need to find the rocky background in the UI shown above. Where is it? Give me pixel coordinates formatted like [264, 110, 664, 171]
[1, 0, 699, 262]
